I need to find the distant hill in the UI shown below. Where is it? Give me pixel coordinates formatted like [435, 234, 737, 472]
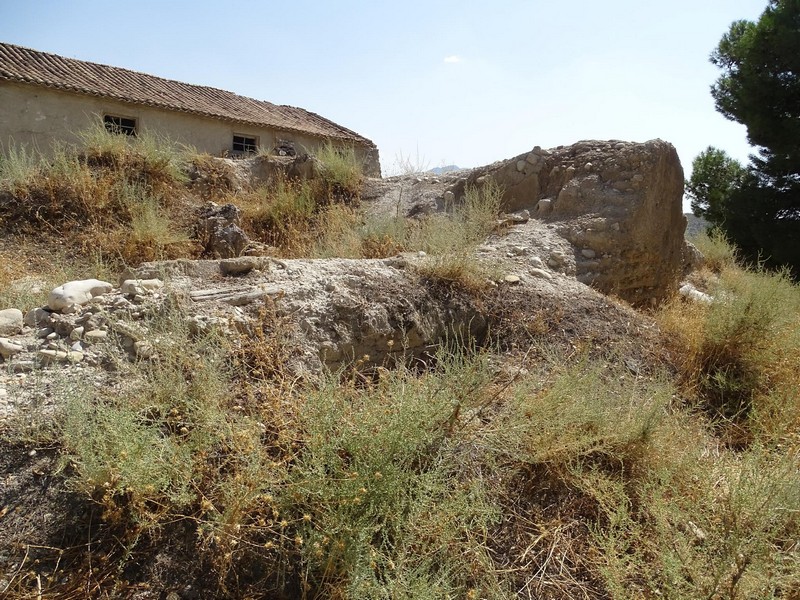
[685, 213, 710, 238]
[427, 165, 461, 175]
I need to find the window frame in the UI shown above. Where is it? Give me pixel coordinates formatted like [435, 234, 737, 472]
[232, 133, 259, 155]
[103, 114, 137, 137]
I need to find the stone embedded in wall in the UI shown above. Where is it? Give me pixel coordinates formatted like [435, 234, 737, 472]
[196, 203, 250, 259]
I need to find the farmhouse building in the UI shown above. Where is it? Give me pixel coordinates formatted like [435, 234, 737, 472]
[0, 42, 380, 175]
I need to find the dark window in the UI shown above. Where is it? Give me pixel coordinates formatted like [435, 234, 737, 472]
[104, 115, 137, 136]
[233, 134, 258, 154]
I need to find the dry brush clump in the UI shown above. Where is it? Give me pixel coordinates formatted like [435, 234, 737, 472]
[659, 234, 800, 447]
[0, 123, 198, 266]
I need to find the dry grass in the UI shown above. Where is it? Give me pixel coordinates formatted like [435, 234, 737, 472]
[0, 123, 197, 267]
[659, 252, 800, 446]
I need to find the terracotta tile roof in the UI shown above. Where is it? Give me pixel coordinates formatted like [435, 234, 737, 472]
[0, 42, 374, 146]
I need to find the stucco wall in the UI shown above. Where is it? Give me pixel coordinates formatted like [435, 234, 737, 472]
[0, 81, 380, 176]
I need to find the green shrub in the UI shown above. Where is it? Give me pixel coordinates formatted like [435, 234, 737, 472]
[277, 348, 506, 599]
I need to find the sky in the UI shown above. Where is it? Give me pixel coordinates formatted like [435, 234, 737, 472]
[0, 0, 769, 209]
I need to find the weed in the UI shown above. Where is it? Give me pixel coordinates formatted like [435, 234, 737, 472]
[414, 180, 503, 290]
[238, 178, 317, 252]
[659, 260, 800, 444]
[0, 142, 41, 192]
[691, 228, 738, 272]
[314, 141, 363, 200]
[279, 348, 506, 599]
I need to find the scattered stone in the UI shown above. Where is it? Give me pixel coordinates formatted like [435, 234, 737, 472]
[530, 256, 545, 269]
[36, 327, 54, 339]
[83, 330, 108, 343]
[510, 246, 528, 256]
[38, 349, 69, 365]
[120, 278, 164, 295]
[220, 258, 258, 276]
[530, 268, 553, 280]
[23, 307, 52, 328]
[581, 248, 597, 259]
[679, 283, 713, 304]
[443, 190, 455, 204]
[0, 337, 25, 358]
[687, 520, 707, 544]
[548, 250, 566, 268]
[0, 308, 23, 336]
[504, 275, 521, 284]
[48, 279, 113, 311]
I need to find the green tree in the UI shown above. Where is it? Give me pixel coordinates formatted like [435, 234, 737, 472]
[686, 147, 746, 225]
[708, 0, 800, 273]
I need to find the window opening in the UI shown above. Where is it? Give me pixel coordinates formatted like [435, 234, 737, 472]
[104, 115, 137, 136]
[233, 134, 258, 154]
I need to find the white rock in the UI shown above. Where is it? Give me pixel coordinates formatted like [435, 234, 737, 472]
[504, 275, 521, 284]
[0, 337, 25, 358]
[48, 279, 113, 311]
[0, 308, 23, 336]
[530, 268, 553, 280]
[516, 160, 526, 172]
[679, 284, 713, 304]
[120, 278, 164, 295]
[38, 349, 68, 364]
[530, 256, 545, 269]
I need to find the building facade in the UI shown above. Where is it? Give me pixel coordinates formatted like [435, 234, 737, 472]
[0, 42, 380, 176]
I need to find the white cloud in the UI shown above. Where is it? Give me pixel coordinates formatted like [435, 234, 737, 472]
[443, 55, 462, 64]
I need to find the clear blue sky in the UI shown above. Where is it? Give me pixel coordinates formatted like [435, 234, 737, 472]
[1, 0, 767, 207]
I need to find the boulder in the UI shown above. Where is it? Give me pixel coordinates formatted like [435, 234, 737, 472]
[447, 140, 686, 305]
[48, 279, 114, 311]
[0, 308, 24, 336]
